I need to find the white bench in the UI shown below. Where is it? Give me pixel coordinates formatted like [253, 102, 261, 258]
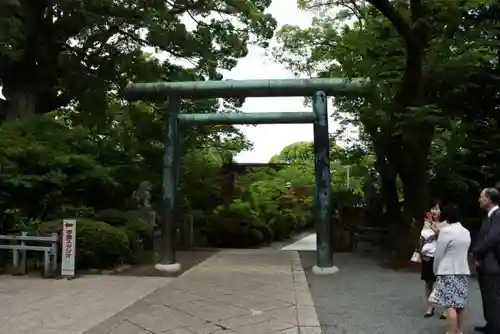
[0, 232, 59, 277]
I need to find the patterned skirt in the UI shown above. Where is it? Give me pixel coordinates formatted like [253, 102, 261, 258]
[431, 275, 468, 309]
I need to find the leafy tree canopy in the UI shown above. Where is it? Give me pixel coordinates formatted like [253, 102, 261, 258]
[0, 0, 277, 119]
[275, 0, 498, 221]
[270, 138, 344, 164]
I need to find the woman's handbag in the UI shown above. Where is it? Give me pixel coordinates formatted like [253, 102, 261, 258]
[428, 287, 439, 305]
[411, 250, 421, 263]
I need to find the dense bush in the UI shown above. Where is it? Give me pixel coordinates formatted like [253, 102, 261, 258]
[203, 220, 266, 248]
[201, 170, 315, 247]
[94, 209, 132, 226]
[120, 218, 154, 262]
[202, 200, 274, 248]
[38, 219, 130, 269]
[0, 115, 365, 260]
[94, 209, 155, 263]
[199, 160, 364, 248]
[270, 211, 303, 241]
[0, 116, 143, 232]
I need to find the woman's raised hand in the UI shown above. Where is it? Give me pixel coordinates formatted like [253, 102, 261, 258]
[425, 211, 434, 222]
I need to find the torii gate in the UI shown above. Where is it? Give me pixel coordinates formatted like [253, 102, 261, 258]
[124, 78, 363, 275]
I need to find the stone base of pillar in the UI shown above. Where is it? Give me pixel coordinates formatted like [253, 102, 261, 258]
[312, 265, 339, 275]
[154, 262, 181, 273]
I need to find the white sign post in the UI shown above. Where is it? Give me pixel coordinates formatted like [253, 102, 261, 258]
[61, 219, 76, 277]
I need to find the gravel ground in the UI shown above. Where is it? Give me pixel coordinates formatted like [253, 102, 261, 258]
[300, 250, 484, 334]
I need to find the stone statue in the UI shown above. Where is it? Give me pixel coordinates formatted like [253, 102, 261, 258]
[132, 181, 152, 209]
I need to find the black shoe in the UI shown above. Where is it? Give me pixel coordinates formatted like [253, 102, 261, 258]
[440, 313, 447, 320]
[424, 308, 435, 318]
[474, 325, 488, 333]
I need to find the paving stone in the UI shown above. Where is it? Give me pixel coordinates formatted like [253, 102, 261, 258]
[266, 305, 298, 325]
[106, 321, 150, 334]
[1, 248, 319, 334]
[183, 322, 224, 334]
[164, 328, 196, 334]
[128, 304, 204, 332]
[281, 327, 300, 334]
[231, 319, 297, 333]
[84, 249, 320, 334]
[171, 299, 249, 321]
[219, 309, 276, 328]
[299, 326, 322, 334]
[0, 275, 170, 334]
[144, 288, 203, 305]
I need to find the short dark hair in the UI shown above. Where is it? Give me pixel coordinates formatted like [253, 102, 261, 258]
[484, 187, 500, 205]
[440, 203, 461, 224]
[495, 182, 500, 192]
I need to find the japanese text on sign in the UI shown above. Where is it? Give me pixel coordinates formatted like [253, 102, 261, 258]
[61, 219, 76, 277]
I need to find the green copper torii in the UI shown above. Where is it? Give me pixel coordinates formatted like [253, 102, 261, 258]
[123, 78, 364, 275]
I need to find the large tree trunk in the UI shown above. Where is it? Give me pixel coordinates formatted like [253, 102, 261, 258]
[366, 0, 434, 267]
[1, 84, 38, 120]
[392, 159, 430, 267]
[1, 59, 41, 120]
[375, 150, 400, 228]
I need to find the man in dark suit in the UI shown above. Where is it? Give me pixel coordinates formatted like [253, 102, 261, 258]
[474, 187, 500, 333]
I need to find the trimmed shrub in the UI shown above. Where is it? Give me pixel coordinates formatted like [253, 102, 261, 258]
[203, 201, 276, 248]
[202, 219, 266, 248]
[269, 216, 295, 241]
[120, 217, 155, 263]
[94, 209, 131, 226]
[38, 219, 130, 269]
[96, 208, 155, 254]
[251, 221, 274, 243]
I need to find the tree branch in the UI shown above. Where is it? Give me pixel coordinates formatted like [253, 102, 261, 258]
[410, 0, 424, 22]
[367, 0, 414, 45]
[116, 28, 198, 66]
[342, 0, 365, 27]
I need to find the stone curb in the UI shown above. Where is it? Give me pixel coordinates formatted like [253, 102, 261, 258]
[289, 251, 322, 333]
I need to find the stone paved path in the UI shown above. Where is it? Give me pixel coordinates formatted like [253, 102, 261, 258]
[3, 233, 484, 334]
[0, 275, 172, 334]
[281, 233, 316, 251]
[86, 249, 321, 334]
[300, 251, 484, 334]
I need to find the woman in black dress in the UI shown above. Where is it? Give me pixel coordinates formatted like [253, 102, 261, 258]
[420, 201, 447, 318]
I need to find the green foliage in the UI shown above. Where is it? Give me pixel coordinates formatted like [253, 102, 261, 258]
[98, 207, 154, 243]
[179, 147, 228, 213]
[0, 116, 120, 226]
[270, 141, 315, 163]
[3, 0, 499, 267]
[202, 200, 272, 247]
[119, 218, 154, 264]
[0, 107, 253, 261]
[95, 208, 154, 257]
[94, 209, 135, 227]
[39, 219, 130, 269]
[201, 139, 367, 247]
[274, 1, 500, 252]
[0, 0, 277, 119]
[270, 139, 344, 164]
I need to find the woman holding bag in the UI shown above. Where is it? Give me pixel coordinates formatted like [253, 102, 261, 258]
[419, 200, 447, 318]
